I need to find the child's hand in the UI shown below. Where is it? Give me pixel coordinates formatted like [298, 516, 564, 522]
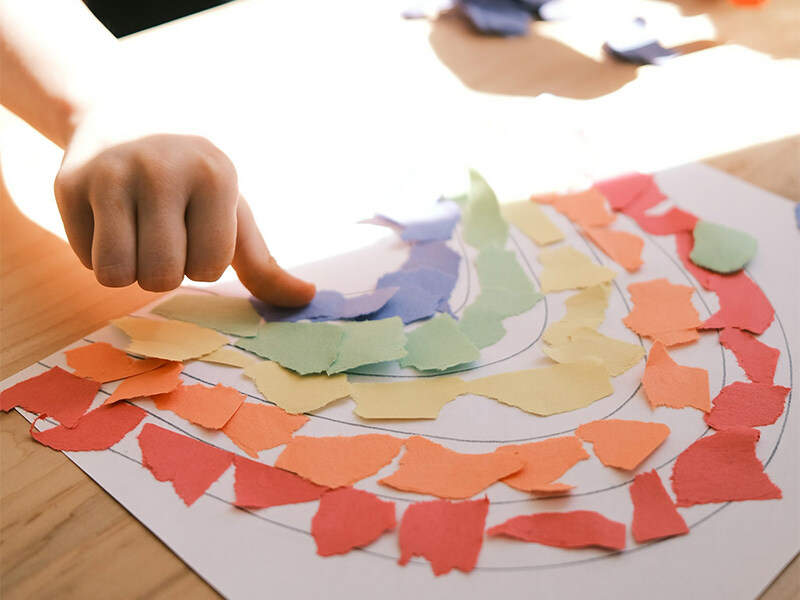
[54, 133, 315, 307]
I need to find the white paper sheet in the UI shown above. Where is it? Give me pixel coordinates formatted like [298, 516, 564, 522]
[2, 163, 798, 600]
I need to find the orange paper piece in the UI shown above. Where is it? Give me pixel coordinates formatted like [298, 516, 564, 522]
[232, 455, 328, 508]
[104, 362, 183, 405]
[671, 428, 782, 506]
[641, 342, 710, 412]
[65, 342, 167, 382]
[112, 315, 229, 361]
[496, 436, 590, 493]
[576, 419, 670, 470]
[536, 188, 616, 227]
[623, 278, 702, 346]
[152, 383, 245, 429]
[312, 488, 396, 556]
[398, 498, 489, 575]
[487, 510, 626, 551]
[704, 382, 789, 430]
[221, 402, 309, 457]
[275, 434, 405, 488]
[630, 470, 689, 543]
[718, 328, 779, 384]
[584, 226, 644, 271]
[30, 402, 146, 451]
[138, 423, 234, 506]
[1, 367, 99, 427]
[379, 436, 524, 499]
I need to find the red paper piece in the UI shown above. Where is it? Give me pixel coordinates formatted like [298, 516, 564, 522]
[138, 423, 234, 506]
[311, 488, 396, 556]
[152, 383, 245, 429]
[671, 428, 782, 507]
[701, 273, 775, 334]
[704, 381, 789, 430]
[594, 173, 665, 212]
[221, 402, 309, 458]
[398, 498, 488, 575]
[718, 328, 780, 384]
[30, 402, 146, 451]
[625, 205, 698, 235]
[487, 510, 626, 551]
[674, 231, 715, 288]
[629, 470, 688, 543]
[1, 367, 100, 427]
[232, 455, 328, 508]
[65, 342, 166, 383]
[105, 362, 184, 405]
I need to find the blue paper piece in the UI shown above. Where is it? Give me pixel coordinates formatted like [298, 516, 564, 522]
[402, 241, 461, 277]
[795, 203, 800, 228]
[251, 288, 398, 322]
[462, 0, 533, 37]
[604, 18, 677, 66]
[369, 283, 444, 324]
[378, 267, 458, 302]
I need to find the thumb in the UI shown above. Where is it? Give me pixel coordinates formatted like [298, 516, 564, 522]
[231, 196, 316, 307]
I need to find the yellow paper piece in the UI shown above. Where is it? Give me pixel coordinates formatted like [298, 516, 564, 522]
[542, 283, 610, 346]
[244, 360, 352, 414]
[539, 246, 616, 293]
[543, 328, 645, 376]
[500, 200, 564, 246]
[351, 377, 466, 419]
[465, 358, 613, 416]
[198, 347, 259, 368]
[151, 293, 262, 337]
[112, 316, 228, 361]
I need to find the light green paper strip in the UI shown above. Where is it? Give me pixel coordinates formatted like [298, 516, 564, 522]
[236, 321, 343, 375]
[326, 318, 408, 374]
[461, 170, 509, 249]
[476, 245, 537, 294]
[401, 314, 480, 371]
[151, 293, 262, 337]
[690, 220, 757, 274]
[459, 303, 507, 349]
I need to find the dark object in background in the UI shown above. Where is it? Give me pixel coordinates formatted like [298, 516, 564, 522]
[83, 0, 234, 38]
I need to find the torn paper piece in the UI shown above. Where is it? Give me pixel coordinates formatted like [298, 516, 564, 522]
[232, 455, 328, 508]
[400, 314, 479, 371]
[250, 288, 398, 323]
[622, 278, 702, 346]
[1, 367, 99, 427]
[402, 240, 461, 277]
[584, 226, 644, 271]
[539, 246, 616, 293]
[641, 342, 710, 411]
[500, 200, 564, 245]
[351, 377, 466, 419]
[379, 436, 523, 499]
[543, 328, 645, 376]
[462, 169, 509, 249]
[30, 402, 146, 451]
[700, 272, 775, 334]
[221, 402, 308, 457]
[327, 318, 408, 374]
[275, 434, 405, 488]
[704, 382, 789, 430]
[487, 510, 626, 550]
[398, 498, 489, 575]
[542, 283, 610, 346]
[461, 0, 532, 36]
[536, 188, 616, 228]
[104, 362, 183, 405]
[65, 342, 166, 383]
[138, 423, 234, 506]
[576, 419, 670, 470]
[689, 221, 757, 274]
[476, 245, 539, 297]
[466, 359, 613, 416]
[496, 436, 590, 493]
[379, 267, 458, 304]
[372, 199, 461, 242]
[236, 321, 343, 375]
[112, 316, 228, 361]
[151, 293, 262, 337]
[671, 428, 782, 506]
[625, 204, 698, 235]
[244, 360, 351, 414]
[718, 328, 779, 384]
[197, 347, 259, 368]
[629, 470, 688, 543]
[152, 383, 245, 429]
[370, 282, 446, 324]
[458, 301, 507, 349]
[312, 488, 396, 556]
[594, 173, 665, 212]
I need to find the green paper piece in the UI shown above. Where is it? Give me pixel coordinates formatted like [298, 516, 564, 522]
[326, 318, 408, 374]
[476, 245, 536, 295]
[459, 303, 507, 349]
[539, 245, 616, 293]
[151, 293, 262, 337]
[462, 170, 509, 249]
[400, 314, 480, 371]
[236, 322, 343, 375]
[690, 220, 758, 274]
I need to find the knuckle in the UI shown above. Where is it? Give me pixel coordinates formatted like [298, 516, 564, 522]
[94, 261, 136, 288]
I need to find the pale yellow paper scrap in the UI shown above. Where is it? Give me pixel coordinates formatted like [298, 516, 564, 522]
[542, 283, 610, 346]
[543, 328, 645, 376]
[539, 245, 616, 293]
[351, 377, 467, 419]
[244, 360, 352, 414]
[151, 293, 261, 337]
[198, 347, 259, 368]
[112, 316, 228, 361]
[465, 358, 613, 416]
[500, 200, 564, 246]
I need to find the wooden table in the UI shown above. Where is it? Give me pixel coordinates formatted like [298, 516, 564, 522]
[1, 0, 798, 597]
